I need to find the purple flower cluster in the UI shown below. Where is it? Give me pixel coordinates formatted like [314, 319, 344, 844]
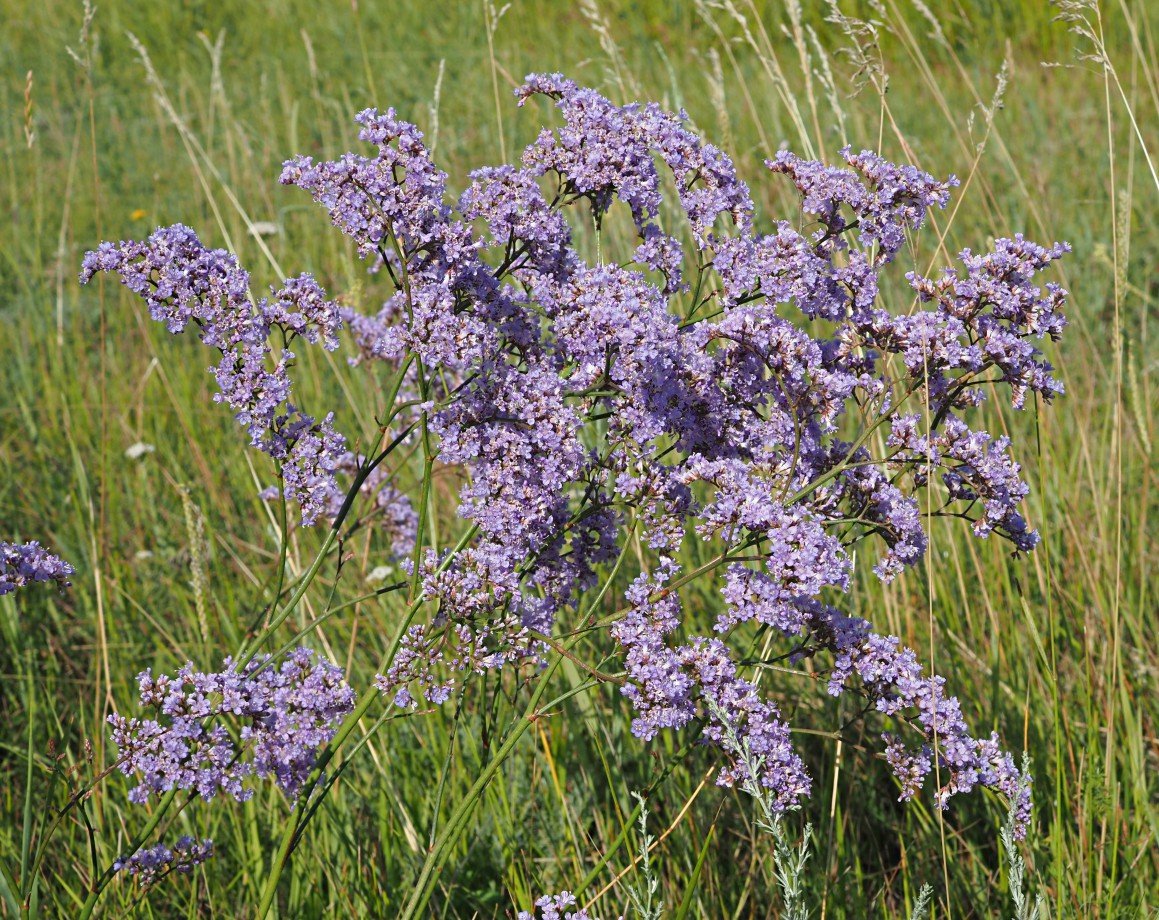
[518, 891, 609, 920]
[909, 235, 1068, 410]
[613, 562, 811, 810]
[768, 147, 955, 263]
[280, 108, 452, 264]
[91, 71, 1066, 839]
[374, 544, 552, 707]
[113, 836, 214, 887]
[108, 647, 355, 803]
[272, 73, 1064, 831]
[517, 73, 753, 249]
[0, 540, 74, 595]
[80, 226, 345, 525]
[804, 604, 1032, 834]
[432, 362, 584, 553]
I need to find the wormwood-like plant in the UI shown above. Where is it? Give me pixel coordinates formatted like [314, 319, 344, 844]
[1002, 754, 1045, 920]
[7, 71, 1068, 917]
[625, 792, 663, 920]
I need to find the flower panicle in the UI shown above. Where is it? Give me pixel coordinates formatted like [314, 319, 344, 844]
[84, 73, 1064, 850]
[0, 540, 74, 595]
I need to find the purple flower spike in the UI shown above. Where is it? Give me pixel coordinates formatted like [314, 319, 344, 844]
[108, 648, 355, 804]
[114, 837, 214, 887]
[81, 226, 346, 526]
[0, 541, 74, 595]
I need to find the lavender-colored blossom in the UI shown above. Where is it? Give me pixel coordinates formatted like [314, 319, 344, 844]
[80, 226, 346, 525]
[343, 296, 406, 366]
[516, 71, 753, 298]
[114, 836, 214, 887]
[676, 457, 849, 631]
[460, 164, 574, 280]
[518, 890, 608, 920]
[542, 262, 726, 454]
[80, 224, 250, 336]
[100, 74, 1064, 842]
[262, 273, 343, 351]
[517, 73, 664, 232]
[0, 541, 74, 595]
[882, 413, 1039, 552]
[548, 262, 679, 407]
[386, 278, 499, 371]
[935, 417, 1038, 548]
[414, 543, 522, 623]
[518, 72, 753, 245]
[374, 562, 539, 705]
[808, 605, 1033, 835]
[278, 410, 346, 527]
[108, 648, 355, 803]
[613, 563, 812, 811]
[768, 147, 956, 263]
[281, 108, 451, 262]
[713, 224, 844, 320]
[824, 455, 928, 582]
[376, 624, 445, 709]
[433, 361, 583, 556]
[909, 235, 1069, 409]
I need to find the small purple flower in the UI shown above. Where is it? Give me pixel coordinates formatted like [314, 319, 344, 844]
[280, 108, 451, 262]
[460, 164, 574, 280]
[518, 890, 609, 920]
[262, 273, 343, 351]
[0, 541, 74, 595]
[108, 648, 355, 803]
[113, 836, 214, 887]
[909, 235, 1069, 410]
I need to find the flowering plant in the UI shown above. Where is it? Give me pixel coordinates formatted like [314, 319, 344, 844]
[71, 72, 1066, 916]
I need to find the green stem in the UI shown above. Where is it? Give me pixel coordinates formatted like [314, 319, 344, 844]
[408, 449, 435, 605]
[397, 522, 639, 919]
[399, 651, 568, 920]
[270, 465, 289, 628]
[77, 787, 179, 920]
[253, 524, 478, 918]
[19, 661, 34, 920]
[237, 527, 339, 666]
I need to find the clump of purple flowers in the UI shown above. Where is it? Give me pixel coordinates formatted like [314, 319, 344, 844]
[87, 72, 1068, 842]
[107, 647, 355, 803]
[0, 540, 74, 595]
[518, 891, 609, 920]
[113, 837, 214, 887]
[80, 229, 346, 526]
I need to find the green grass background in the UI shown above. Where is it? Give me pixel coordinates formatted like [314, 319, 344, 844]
[0, 0, 1156, 917]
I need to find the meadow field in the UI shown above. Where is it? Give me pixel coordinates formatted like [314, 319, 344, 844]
[0, 1, 1156, 917]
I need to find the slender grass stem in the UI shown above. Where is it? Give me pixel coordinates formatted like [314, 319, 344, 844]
[253, 523, 478, 917]
[77, 787, 179, 920]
